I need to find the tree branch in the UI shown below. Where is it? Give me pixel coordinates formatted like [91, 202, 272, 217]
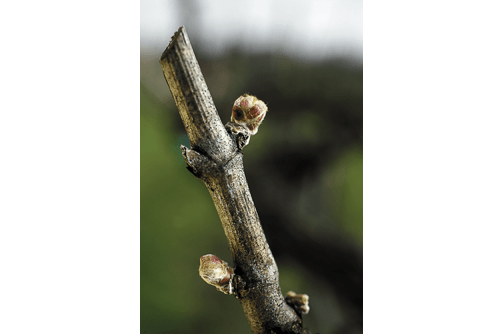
[159, 26, 310, 334]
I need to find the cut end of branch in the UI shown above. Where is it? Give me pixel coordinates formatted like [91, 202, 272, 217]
[160, 26, 185, 62]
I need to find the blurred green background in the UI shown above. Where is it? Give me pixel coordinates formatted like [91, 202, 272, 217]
[141, 50, 362, 333]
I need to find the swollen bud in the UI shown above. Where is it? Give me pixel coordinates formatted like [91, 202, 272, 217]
[199, 254, 235, 294]
[231, 94, 268, 135]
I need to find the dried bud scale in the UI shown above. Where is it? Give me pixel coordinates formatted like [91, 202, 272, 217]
[199, 254, 235, 294]
[225, 122, 251, 150]
[285, 291, 310, 315]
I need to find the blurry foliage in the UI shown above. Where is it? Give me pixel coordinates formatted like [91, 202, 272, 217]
[326, 148, 363, 248]
[141, 51, 362, 334]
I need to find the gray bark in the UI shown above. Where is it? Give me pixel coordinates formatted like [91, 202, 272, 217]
[159, 26, 310, 334]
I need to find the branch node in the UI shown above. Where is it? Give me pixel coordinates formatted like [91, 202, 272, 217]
[180, 145, 219, 178]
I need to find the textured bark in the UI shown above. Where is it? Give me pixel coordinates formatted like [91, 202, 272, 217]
[159, 26, 309, 334]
